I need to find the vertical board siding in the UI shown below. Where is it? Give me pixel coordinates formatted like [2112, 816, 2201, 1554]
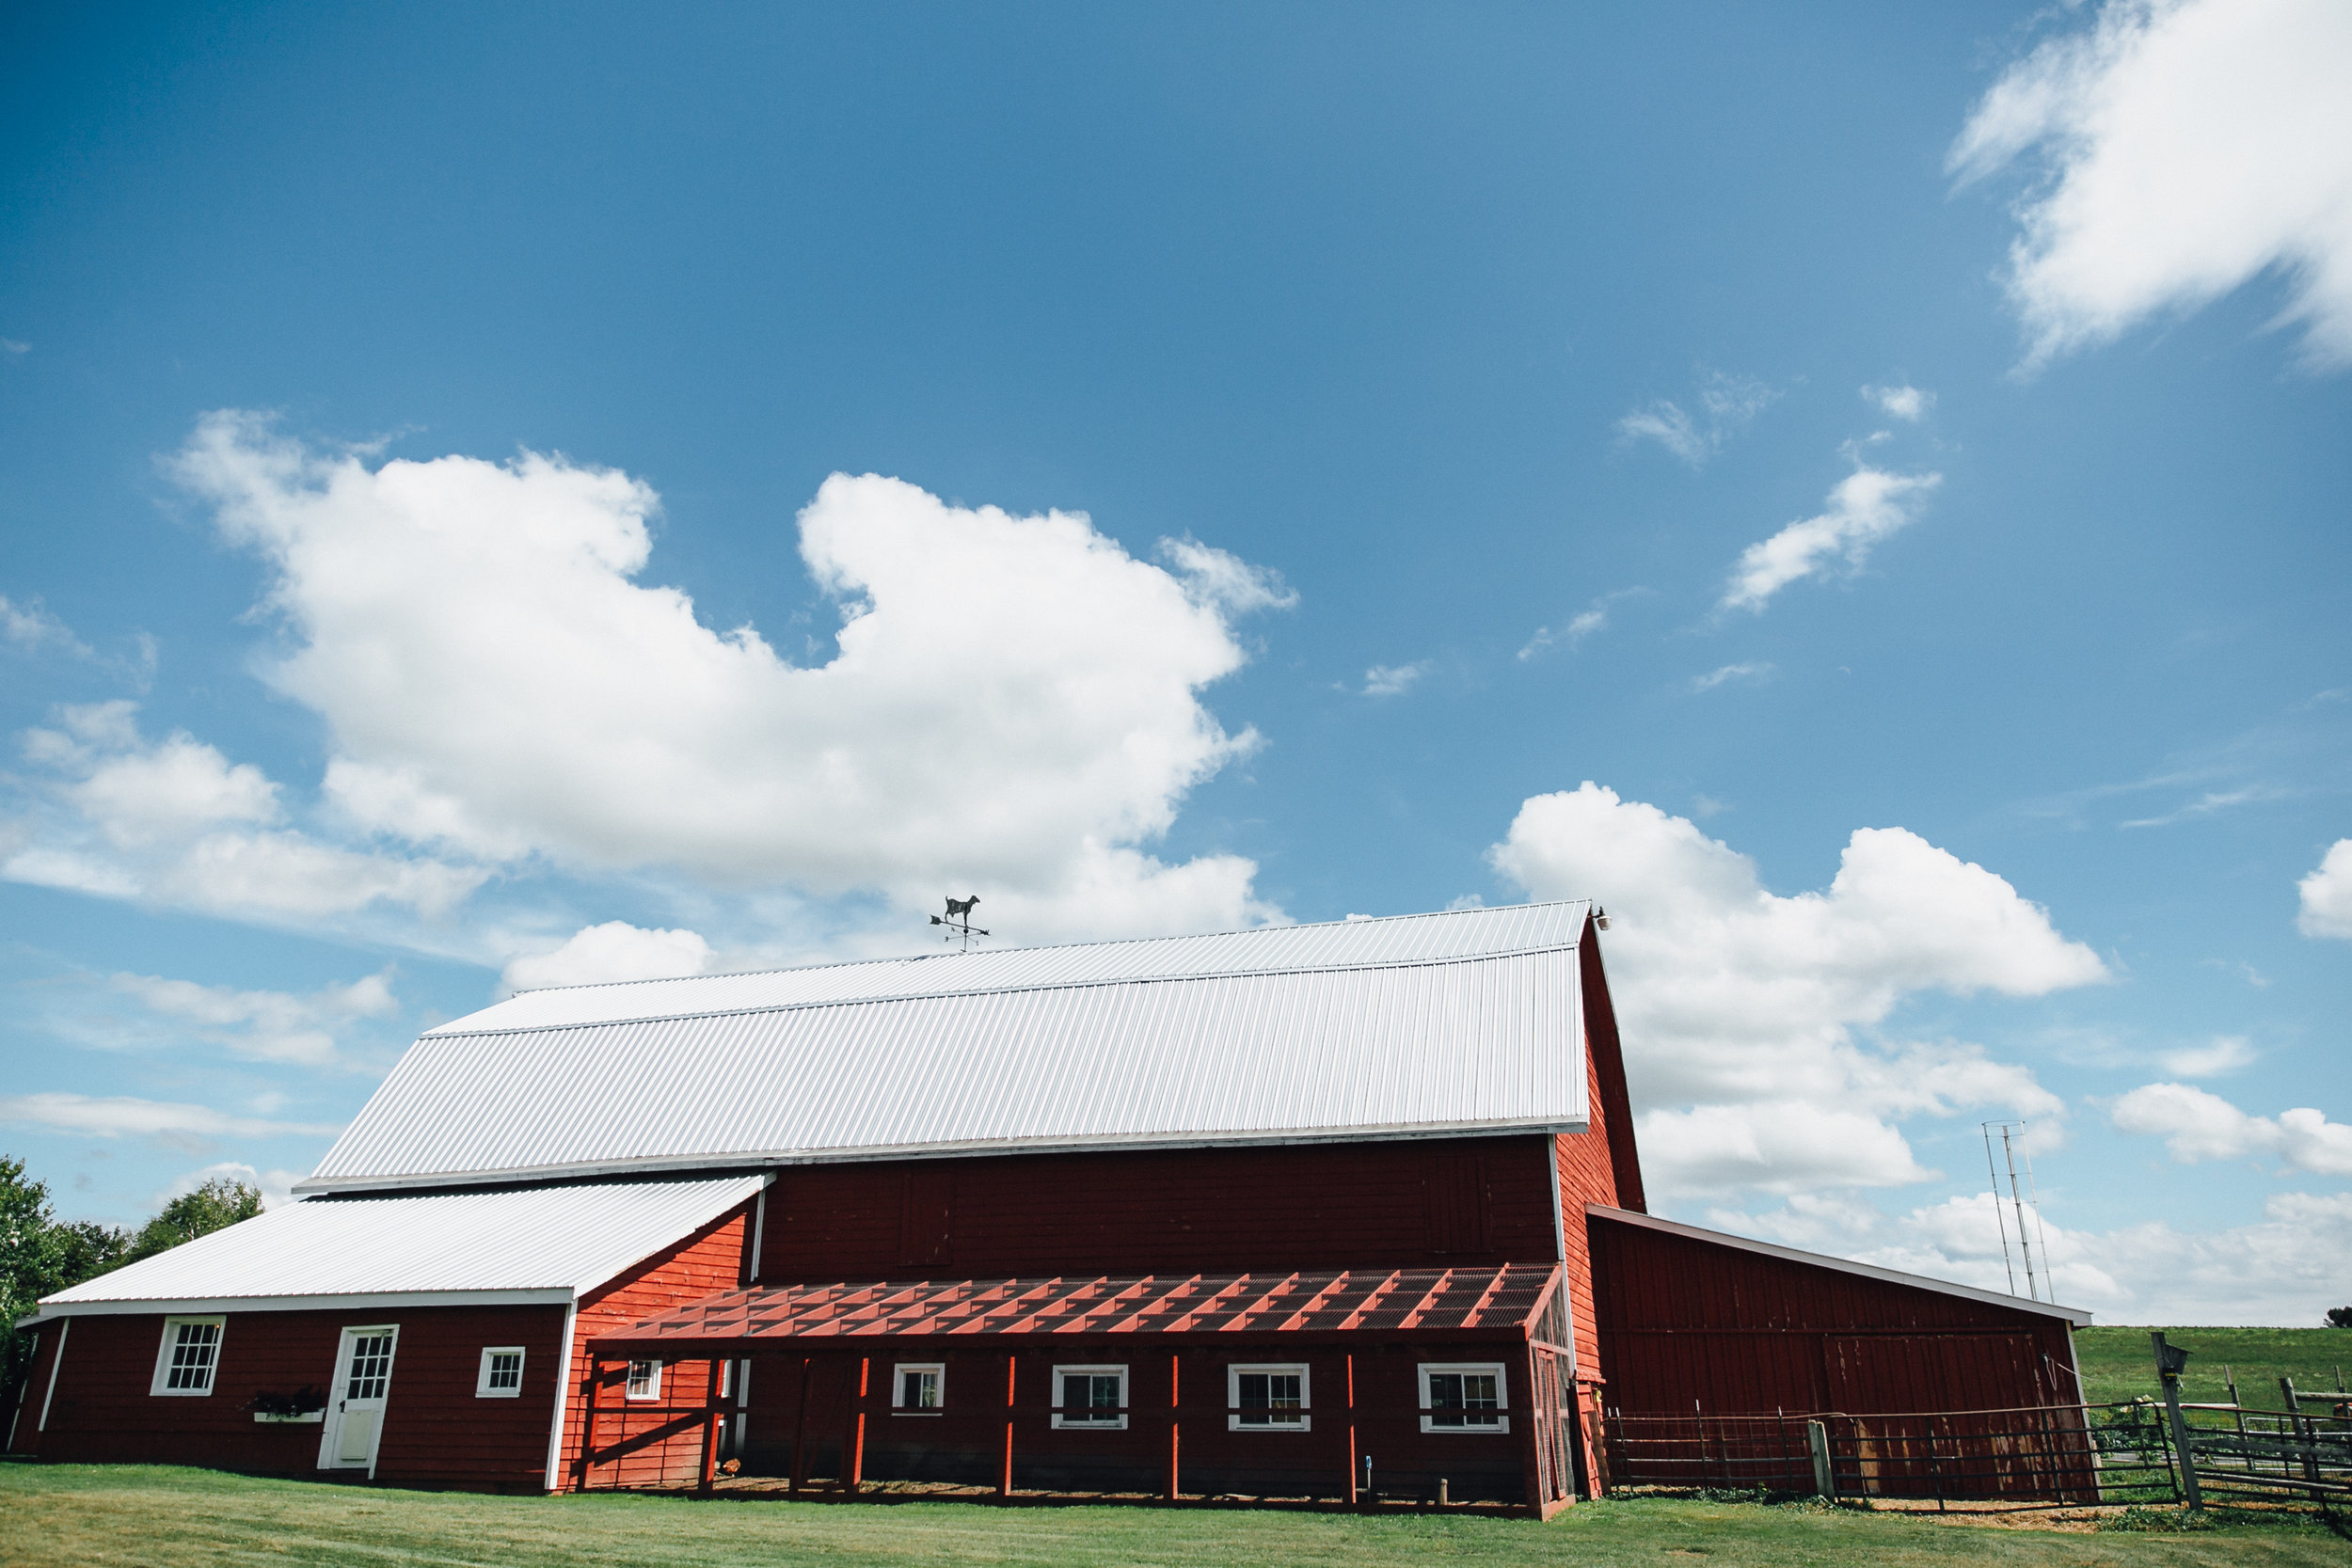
[761, 1136, 1562, 1284]
[740, 1341, 1533, 1504]
[559, 1201, 755, 1492]
[1589, 1213, 2079, 1417]
[15, 1304, 567, 1488]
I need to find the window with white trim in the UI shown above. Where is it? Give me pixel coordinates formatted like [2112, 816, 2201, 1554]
[624, 1359, 663, 1402]
[151, 1317, 225, 1396]
[1227, 1362, 1310, 1431]
[1419, 1362, 1508, 1433]
[1049, 1364, 1126, 1430]
[891, 1362, 944, 1414]
[476, 1347, 525, 1398]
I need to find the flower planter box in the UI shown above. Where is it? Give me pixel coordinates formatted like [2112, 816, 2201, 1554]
[253, 1411, 325, 1423]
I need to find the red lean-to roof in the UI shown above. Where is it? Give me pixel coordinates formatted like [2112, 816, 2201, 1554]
[590, 1264, 1563, 1355]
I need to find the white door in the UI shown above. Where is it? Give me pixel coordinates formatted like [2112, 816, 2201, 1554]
[320, 1326, 399, 1473]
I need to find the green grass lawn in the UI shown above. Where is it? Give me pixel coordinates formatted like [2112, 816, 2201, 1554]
[2, 1464, 2344, 1568]
[2075, 1326, 2352, 1408]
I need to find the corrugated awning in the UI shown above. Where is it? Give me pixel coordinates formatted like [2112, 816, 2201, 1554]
[592, 1265, 1563, 1355]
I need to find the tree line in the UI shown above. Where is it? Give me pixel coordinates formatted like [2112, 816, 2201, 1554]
[2, 1153, 262, 1419]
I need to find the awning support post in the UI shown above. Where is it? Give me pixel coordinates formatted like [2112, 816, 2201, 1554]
[847, 1355, 869, 1495]
[999, 1353, 1016, 1500]
[1344, 1353, 1359, 1508]
[698, 1359, 721, 1496]
[1166, 1352, 1181, 1502]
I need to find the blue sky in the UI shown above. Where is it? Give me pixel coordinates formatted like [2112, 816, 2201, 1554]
[3, 1, 2347, 1323]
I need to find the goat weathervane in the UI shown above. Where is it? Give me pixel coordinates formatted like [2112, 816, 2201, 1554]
[930, 895, 989, 951]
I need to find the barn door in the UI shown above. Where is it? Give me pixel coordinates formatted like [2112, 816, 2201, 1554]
[319, 1325, 400, 1474]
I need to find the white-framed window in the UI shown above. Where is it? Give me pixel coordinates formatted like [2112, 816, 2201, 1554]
[151, 1317, 225, 1396]
[476, 1347, 525, 1398]
[1050, 1364, 1127, 1430]
[1419, 1363, 1508, 1433]
[1228, 1363, 1311, 1431]
[624, 1359, 663, 1402]
[891, 1362, 944, 1414]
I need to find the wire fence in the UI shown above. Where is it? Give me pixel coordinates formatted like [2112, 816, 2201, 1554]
[1603, 1397, 2352, 1511]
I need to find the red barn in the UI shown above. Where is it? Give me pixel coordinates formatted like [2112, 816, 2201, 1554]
[8, 902, 2088, 1513]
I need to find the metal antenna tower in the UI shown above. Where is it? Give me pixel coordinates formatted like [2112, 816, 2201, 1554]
[1981, 1119, 2052, 1303]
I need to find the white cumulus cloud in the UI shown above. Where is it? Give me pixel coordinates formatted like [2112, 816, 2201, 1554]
[1488, 783, 2105, 1197]
[5, 701, 485, 922]
[2112, 1082, 2352, 1176]
[502, 921, 715, 992]
[1950, 0, 2352, 369]
[1861, 384, 1934, 421]
[1721, 465, 1941, 612]
[170, 413, 1287, 943]
[1726, 1187, 2352, 1325]
[2298, 839, 2352, 939]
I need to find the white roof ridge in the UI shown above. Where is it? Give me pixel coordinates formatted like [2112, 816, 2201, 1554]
[426, 933, 1584, 1041]
[498, 899, 1591, 1001]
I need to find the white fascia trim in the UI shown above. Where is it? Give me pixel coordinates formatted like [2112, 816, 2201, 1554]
[294, 1123, 1584, 1197]
[1586, 1204, 2094, 1326]
[24, 1288, 577, 1323]
[543, 1303, 580, 1492]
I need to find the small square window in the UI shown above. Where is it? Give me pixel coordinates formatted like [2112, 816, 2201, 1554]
[477, 1347, 525, 1398]
[151, 1317, 225, 1397]
[1050, 1364, 1127, 1430]
[1228, 1363, 1311, 1431]
[625, 1359, 663, 1402]
[1419, 1363, 1508, 1433]
[892, 1362, 944, 1414]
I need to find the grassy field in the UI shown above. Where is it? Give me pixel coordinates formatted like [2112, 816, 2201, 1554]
[2075, 1326, 2352, 1408]
[3, 1464, 2344, 1568]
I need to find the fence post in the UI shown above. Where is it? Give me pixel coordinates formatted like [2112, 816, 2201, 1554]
[1806, 1420, 1834, 1498]
[2283, 1378, 2326, 1503]
[2151, 1332, 2203, 1513]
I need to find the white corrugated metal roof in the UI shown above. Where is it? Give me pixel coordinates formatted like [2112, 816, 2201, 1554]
[436, 901, 1591, 1035]
[300, 902, 1595, 1196]
[29, 1175, 767, 1320]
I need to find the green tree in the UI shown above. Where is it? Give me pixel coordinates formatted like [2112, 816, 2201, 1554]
[125, 1178, 262, 1263]
[1, 1155, 69, 1415]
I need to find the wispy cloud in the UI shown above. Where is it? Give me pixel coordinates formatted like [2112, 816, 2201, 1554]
[1691, 661, 1773, 692]
[1, 595, 95, 659]
[1361, 661, 1430, 698]
[1519, 588, 1646, 661]
[1616, 372, 1781, 467]
[0, 1091, 342, 1144]
[1720, 464, 1941, 612]
[2158, 1037, 2257, 1078]
[2118, 784, 2286, 829]
[0, 340, 27, 356]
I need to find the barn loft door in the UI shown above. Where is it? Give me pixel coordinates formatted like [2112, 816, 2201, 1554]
[1423, 1150, 1488, 1255]
[898, 1168, 954, 1268]
[318, 1324, 400, 1475]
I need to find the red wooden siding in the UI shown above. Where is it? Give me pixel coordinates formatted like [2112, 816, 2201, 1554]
[11, 1303, 567, 1489]
[557, 1198, 756, 1492]
[736, 1341, 1538, 1503]
[1588, 1211, 2080, 1417]
[759, 1136, 1564, 1285]
[1550, 916, 1646, 1386]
